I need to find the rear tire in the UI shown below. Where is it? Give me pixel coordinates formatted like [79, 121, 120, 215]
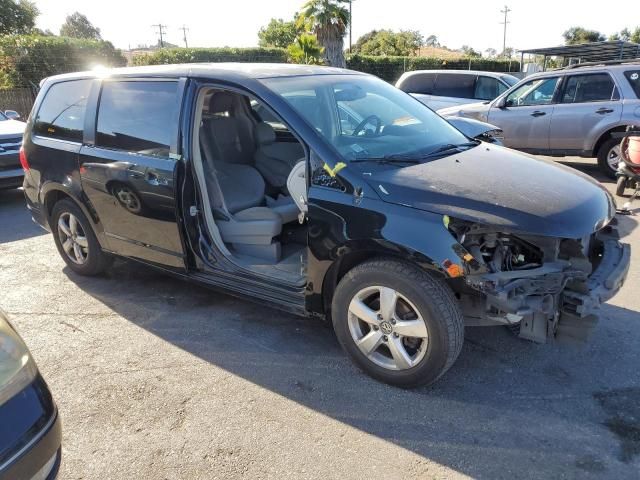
[597, 138, 622, 179]
[51, 199, 112, 276]
[331, 259, 464, 388]
[615, 176, 627, 197]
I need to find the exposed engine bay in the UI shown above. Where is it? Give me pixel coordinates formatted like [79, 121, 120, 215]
[447, 219, 630, 343]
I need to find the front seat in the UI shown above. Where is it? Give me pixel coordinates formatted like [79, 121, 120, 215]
[254, 122, 304, 224]
[203, 92, 255, 165]
[199, 92, 283, 262]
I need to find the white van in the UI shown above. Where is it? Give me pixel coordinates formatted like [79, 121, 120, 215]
[396, 70, 519, 110]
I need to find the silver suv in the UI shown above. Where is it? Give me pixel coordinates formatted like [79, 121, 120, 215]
[438, 61, 640, 177]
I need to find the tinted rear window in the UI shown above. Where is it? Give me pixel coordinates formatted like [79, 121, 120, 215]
[96, 81, 178, 157]
[625, 70, 640, 98]
[432, 73, 475, 98]
[33, 79, 92, 142]
[561, 73, 617, 103]
[398, 73, 436, 95]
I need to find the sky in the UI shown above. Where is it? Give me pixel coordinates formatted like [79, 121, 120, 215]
[34, 0, 638, 54]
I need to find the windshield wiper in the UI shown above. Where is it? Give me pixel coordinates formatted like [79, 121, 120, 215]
[423, 141, 479, 156]
[350, 156, 420, 164]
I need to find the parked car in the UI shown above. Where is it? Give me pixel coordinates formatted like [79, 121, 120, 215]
[22, 64, 629, 387]
[0, 309, 61, 480]
[438, 61, 640, 177]
[395, 69, 519, 110]
[0, 110, 26, 190]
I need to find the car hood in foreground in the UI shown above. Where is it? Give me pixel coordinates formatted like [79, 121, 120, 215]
[0, 119, 26, 138]
[365, 145, 616, 238]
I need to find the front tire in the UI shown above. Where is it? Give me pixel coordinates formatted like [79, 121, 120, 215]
[331, 259, 464, 388]
[51, 199, 112, 276]
[598, 138, 622, 179]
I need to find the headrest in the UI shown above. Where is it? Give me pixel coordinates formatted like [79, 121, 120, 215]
[209, 92, 236, 115]
[255, 122, 276, 145]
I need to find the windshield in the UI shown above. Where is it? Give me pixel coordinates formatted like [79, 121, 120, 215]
[262, 74, 472, 163]
[0, 111, 7, 121]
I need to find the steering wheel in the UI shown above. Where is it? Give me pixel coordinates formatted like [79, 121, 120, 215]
[353, 114, 383, 137]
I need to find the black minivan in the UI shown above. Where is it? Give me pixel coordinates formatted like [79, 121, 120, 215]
[22, 64, 630, 387]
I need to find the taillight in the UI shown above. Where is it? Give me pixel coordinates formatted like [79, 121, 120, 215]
[19, 146, 29, 171]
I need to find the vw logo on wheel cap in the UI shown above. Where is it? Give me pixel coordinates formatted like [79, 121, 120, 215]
[379, 321, 393, 335]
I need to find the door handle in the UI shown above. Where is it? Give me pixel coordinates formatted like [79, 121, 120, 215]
[595, 107, 614, 114]
[530, 111, 546, 117]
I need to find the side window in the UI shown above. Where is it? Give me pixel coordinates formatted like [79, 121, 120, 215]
[561, 73, 617, 103]
[96, 81, 178, 157]
[624, 70, 640, 98]
[250, 100, 289, 132]
[505, 77, 560, 107]
[432, 74, 475, 99]
[33, 80, 92, 142]
[398, 73, 436, 95]
[474, 76, 508, 100]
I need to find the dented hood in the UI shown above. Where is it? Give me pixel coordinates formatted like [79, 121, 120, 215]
[365, 144, 616, 238]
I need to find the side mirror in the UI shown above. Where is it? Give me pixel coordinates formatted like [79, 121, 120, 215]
[495, 97, 507, 109]
[4, 110, 20, 120]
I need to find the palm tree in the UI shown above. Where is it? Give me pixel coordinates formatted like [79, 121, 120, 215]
[288, 34, 325, 65]
[297, 0, 349, 67]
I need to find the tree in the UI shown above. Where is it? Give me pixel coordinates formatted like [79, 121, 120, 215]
[0, 0, 39, 35]
[297, 0, 349, 67]
[460, 45, 481, 58]
[631, 27, 640, 43]
[258, 18, 303, 48]
[562, 26, 605, 45]
[288, 34, 324, 64]
[484, 48, 497, 58]
[424, 34, 439, 47]
[60, 12, 101, 40]
[352, 29, 424, 56]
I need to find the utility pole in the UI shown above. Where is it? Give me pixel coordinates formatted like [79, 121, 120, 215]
[180, 25, 189, 48]
[152, 24, 167, 48]
[349, 0, 353, 53]
[500, 5, 511, 57]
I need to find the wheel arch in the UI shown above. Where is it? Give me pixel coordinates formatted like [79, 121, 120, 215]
[592, 125, 628, 156]
[320, 248, 447, 321]
[42, 185, 107, 247]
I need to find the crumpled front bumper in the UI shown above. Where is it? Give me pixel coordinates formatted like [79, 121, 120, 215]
[559, 227, 631, 341]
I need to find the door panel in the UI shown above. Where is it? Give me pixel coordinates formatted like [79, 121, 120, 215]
[549, 73, 622, 152]
[488, 76, 560, 151]
[488, 104, 554, 150]
[79, 78, 186, 269]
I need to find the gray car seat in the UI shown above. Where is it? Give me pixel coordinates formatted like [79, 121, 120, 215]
[200, 92, 284, 262]
[254, 122, 304, 224]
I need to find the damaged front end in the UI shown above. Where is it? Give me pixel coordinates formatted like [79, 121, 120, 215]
[449, 219, 631, 343]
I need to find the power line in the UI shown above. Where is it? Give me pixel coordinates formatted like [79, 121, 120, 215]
[500, 5, 511, 56]
[152, 24, 167, 48]
[179, 25, 189, 48]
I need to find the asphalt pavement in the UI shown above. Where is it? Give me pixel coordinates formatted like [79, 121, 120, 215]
[0, 157, 638, 479]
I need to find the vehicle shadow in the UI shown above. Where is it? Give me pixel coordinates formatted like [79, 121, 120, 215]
[64, 258, 640, 479]
[0, 188, 46, 243]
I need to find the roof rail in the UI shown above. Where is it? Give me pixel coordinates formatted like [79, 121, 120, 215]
[560, 58, 640, 70]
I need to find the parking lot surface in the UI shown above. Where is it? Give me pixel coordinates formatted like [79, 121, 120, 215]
[0, 158, 639, 479]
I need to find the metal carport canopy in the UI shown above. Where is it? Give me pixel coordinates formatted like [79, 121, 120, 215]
[518, 41, 640, 68]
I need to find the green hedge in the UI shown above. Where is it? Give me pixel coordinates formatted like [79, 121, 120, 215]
[346, 54, 517, 82]
[131, 47, 288, 66]
[0, 35, 127, 88]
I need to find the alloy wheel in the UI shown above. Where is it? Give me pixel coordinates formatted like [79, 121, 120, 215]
[347, 286, 429, 371]
[57, 212, 89, 265]
[607, 144, 622, 171]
